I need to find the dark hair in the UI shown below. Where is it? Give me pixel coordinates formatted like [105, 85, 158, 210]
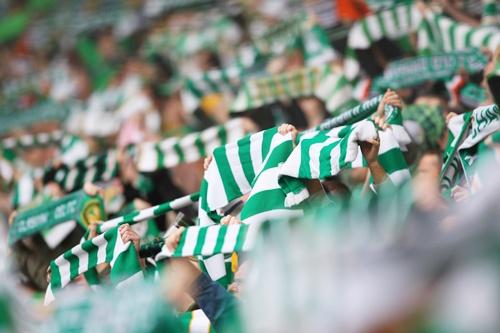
[415, 81, 449, 101]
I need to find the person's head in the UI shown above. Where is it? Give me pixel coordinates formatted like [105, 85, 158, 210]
[484, 46, 500, 105]
[414, 81, 449, 110]
[413, 149, 442, 187]
[402, 104, 447, 167]
[321, 176, 351, 199]
[195, 50, 221, 71]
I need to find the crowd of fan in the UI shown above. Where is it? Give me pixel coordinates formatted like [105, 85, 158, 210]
[0, 0, 499, 332]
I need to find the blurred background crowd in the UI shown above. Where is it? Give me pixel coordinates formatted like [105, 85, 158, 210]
[0, 0, 500, 332]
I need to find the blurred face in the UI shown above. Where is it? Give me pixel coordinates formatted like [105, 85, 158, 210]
[321, 179, 350, 198]
[415, 153, 441, 185]
[482, 59, 494, 91]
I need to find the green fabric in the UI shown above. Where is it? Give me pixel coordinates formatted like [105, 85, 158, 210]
[460, 83, 487, 108]
[373, 50, 488, 90]
[0, 297, 13, 331]
[8, 190, 105, 245]
[0, 11, 30, 43]
[76, 37, 116, 90]
[403, 104, 446, 149]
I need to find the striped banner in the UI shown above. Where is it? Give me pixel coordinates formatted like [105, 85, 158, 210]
[1, 130, 64, 150]
[45, 226, 143, 305]
[181, 48, 264, 113]
[136, 119, 247, 172]
[239, 133, 304, 224]
[418, 10, 500, 54]
[156, 221, 260, 259]
[315, 95, 383, 131]
[200, 127, 286, 213]
[254, 12, 306, 54]
[145, 16, 241, 58]
[347, 2, 420, 49]
[202, 96, 393, 215]
[314, 72, 358, 115]
[231, 65, 331, 112]
[182, 66, 244, 111]
[97, 192, 200, 233]
[50, 152, 119, 192]
[345, 3, 421, 79]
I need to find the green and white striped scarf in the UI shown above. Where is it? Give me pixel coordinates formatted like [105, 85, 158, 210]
[198, 97, 394, 282]
[1, 130, 64, 151]
[145, 16, 240, 58]
[314, 71, 358, 115]
[417, 10, 500, 54]
[199, 127, 286, 214]
[278, 120, 411, 206]
[59, 135, 89, 166]
[182, 66, 246, 113]
[254, 12, 306, 55]
[255, 13, 335, 65]
[136, 119, 247, 172]
[231, 65, 331, 112]
[348, 3, 420, 49]
[156, 222, 259, 259]
[202, 96, 392, 215]
[179, 21, 335, 113]
[197, 127, 288, 286]
[300, 24, 337, 66]
[181, 48, 264, 113]
[97, 193, 199, 233]
[345, 3, 421, 79]
[238, 132, 304, 224]
[51, 152, 119, 192]
[11, 172, 37, 209]
[45, 226, 143, 305]
[229, 65, 353, 115]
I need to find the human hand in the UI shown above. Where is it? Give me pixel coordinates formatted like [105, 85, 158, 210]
[164, 226, 185, 253]
[83, 182, 102, 197]
[278, 123, 298, 145]
[373, 89, 403, 130]
[446, 112, 458, 124]
[220, 214, 241, 225]
[8, 211, 17, 226]
[119, 223, 141, 253]
[451, 185, 469, 202]
[88, 222, 99, 239]
[203, 155, 213, 171]
[359, 138, 381, 165]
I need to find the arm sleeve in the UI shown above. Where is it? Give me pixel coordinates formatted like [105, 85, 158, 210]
[13, 244, 49, 291]
[190, 272, 243, 333]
